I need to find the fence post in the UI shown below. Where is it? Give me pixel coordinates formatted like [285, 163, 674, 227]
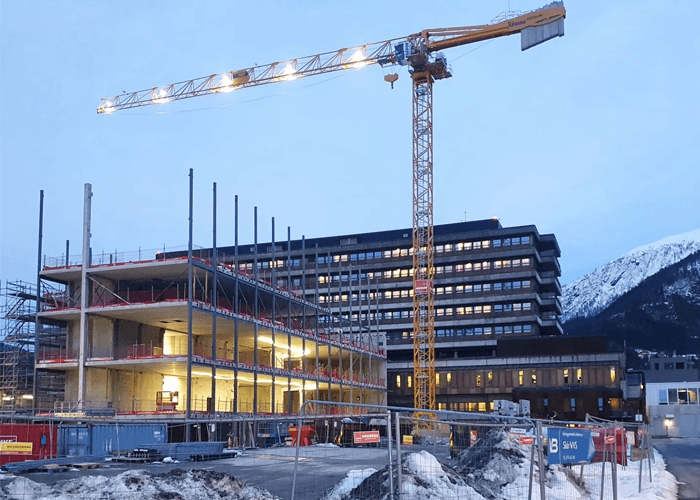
[612, 424, 618, 500]
[647, 429, 653, 481]
[527, 423, 535, 500]
[638, 426, 643, 492]
[291, 414, 303, 500]
[600, 426, 607, 500]
[537, 420, 546, 500]
[395, 411, 402, 499]
[387, 409, 395, 500]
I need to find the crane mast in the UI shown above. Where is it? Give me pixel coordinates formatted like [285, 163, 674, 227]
[98, 3, 565, 416]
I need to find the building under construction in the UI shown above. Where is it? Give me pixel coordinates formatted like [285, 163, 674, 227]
[33, 182, 387, 418]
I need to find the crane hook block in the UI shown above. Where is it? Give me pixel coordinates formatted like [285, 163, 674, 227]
[384, 73, 399, 89]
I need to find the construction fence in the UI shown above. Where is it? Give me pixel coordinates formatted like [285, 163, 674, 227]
[286, 401, 656, 500]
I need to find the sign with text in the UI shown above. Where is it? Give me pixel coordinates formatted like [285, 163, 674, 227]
[547, 428, 595, 465]
[402, 435, 414, 445]
[0, 442, 33, 454]
[519, 436, 534, 446]
[354, 431, 380, 444]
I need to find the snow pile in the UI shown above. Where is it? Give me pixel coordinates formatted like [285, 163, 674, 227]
[322, 468, 377, 500]
[401, 450, 482, 499]
[2, 469, 282, 500]
[563, 227, 700, 321]
[321, 430, 678, 500]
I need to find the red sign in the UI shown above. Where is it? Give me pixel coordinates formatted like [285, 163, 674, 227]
[353, 431, 380, 444]
[469, 430, 478, 446]
[605, 435, 615, 444]
[519, 436, 534, 446]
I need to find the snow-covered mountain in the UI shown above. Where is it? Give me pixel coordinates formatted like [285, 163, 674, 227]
[562, 228, 700, 322]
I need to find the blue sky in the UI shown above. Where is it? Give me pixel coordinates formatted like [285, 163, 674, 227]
[1, 0, 699, 288]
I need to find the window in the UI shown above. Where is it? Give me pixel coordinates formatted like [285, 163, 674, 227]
[493, 239, 501, 248]
[598, 397, 604, 412]
[610, 367, 616, 383]
[436, 373, 440, 387]
[563, 369, 569, 384]
[396, 375, 401, 388]
[658, 389, 668, 404]
[668, 389, 678, 404]
[446, 373, 452, 384]
[576, 368, 583, 384]
[478, 402, 487, 412]
[487, 371, 493, 385]
[407, 376, 412, 388]
[570, 398, 576, 412]
[476, 374, 482, 387]
[676, 362, 685, 369]
[678, 389, 688, 404]
[518, 371, 524, 386]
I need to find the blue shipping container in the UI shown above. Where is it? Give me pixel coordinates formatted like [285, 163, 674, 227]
[59, 423, 167, 457]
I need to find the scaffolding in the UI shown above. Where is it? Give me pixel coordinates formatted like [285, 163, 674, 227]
[0, 280, 37, 411]
[0, 280, 66, 413]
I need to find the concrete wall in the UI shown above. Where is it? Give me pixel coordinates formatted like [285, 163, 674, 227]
[649, 404, 700, 438]
[89, 317, 113, 358]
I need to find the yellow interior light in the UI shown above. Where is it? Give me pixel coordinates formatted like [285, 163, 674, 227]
[21, 394, 34, 400]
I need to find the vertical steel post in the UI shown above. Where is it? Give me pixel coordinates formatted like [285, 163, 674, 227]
[211, 182, 218, 412]
[395, 411, 402, 499]
[186, 169, 194, 440]
[78, 183, 92, 407]
[271, 217, 276, 414]
[233, 195, 239, 413]
[253, 207, 259, 414]
[528, 426, 535, 500]
[537, 421, 545, 500]
[33, 190, 44, 409]
[387, 409, 395, 500]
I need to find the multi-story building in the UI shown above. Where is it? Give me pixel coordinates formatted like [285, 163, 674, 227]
[36, 251, 386, 417]
[206, 219, 624, 419]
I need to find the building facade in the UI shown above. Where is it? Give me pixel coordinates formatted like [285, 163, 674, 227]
[208, 219, 626, 419]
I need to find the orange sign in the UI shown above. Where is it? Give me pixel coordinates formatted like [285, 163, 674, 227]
[354, 431, 380, 444]
[519, 436, 534, 446]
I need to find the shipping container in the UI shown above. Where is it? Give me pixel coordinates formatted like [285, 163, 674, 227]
[58, 423, 167, 457]
[0, 423, 58, 466]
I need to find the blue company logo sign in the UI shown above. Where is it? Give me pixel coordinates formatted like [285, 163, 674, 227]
[547, 428, 595, 465]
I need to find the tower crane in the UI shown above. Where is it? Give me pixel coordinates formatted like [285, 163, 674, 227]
[98, 2, 565, 415]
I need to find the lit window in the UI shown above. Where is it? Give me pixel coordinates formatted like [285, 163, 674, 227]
[436, 373, 440, 387]
[478, 402, 486, 412]
[518, 371, 524, 386]
[476, 374, 482, 387]
[447, 373, 452, 384]
[610, 367, 616, 383]
[487, 371, 493, 385]
[407, 376, 412, 388]
[576, 368, 582, 384]
[563, 369, 569, 384]
[396, 375, 401, 388]
[531, 371, 537, 385]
